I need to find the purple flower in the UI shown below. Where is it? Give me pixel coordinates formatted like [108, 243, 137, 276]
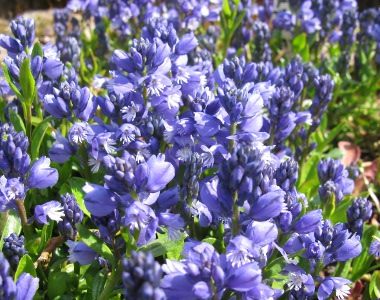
[124, 201, 158, 246]
[331, 234, 362, 262]
[146, 154, 175, 193]
[67, 240, 98, 265]
[43, 94, 70, 118]
[294, 210, 323, 234]
[83, 183, 119, 217]
[225, 262, 262, 292]
[318, 277, 352, 300]
[123, 251, 165, 300]
[34, 200, 65, 225]
[250, 190, 285, 222]
[49, 132, 76, 163]
[26, 157, 58, 189]
[245, 220, 278, 247]
[16, 273, 39, 300]
[273, 10, 296, 31]
[68, 122, 95, 145]
[42, 57, 63, 80]
[369, 239, 380, 258]
[0, 176, 24, 212]
[284, 265, 315, 296]
[175, 32, 198, 55]
[0, 252, 17, 298]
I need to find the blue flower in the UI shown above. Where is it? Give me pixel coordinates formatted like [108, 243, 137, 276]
[83, 183, 119, 217]
[369, 239, 380, 258]
[67, 240, 98, 265]
[34, 200, 65, 225]
[146, 154, 175, 193]
[26, 156, 59, 189]
[318, 277, 352, 300]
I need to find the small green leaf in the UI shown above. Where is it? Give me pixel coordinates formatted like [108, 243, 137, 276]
[69, 177, 91, 217]
[19, 58, 36, 104]
[300, 44, 310, 62]
[31, 42, 43, 59]
[292, 33, 307, 53]
[222, 0, 232, 17]
[0, 210, 22, 250]
[15, 254, 37, 281]
[9, 108, 26, 134]
[230, 9, 246, 34]
[369, 271, 380, 299]
[31, 116, 52, 160]
[317, 122, 346, 152]
[138, 229, 187, 260]
[92, 269, 107, 300]
[48, 272, 69, 299]
[298, 153, 321, 184]
[77, 224, 115, 266]
[37, 220, 54, 254]
[1, 62, 23, 100]
[334, 260, 352, 278]
[59, 183, 72, 195]
[329, 197, 353, 224]
[322, 193, 335, 219]
[350, 225, 378, 282]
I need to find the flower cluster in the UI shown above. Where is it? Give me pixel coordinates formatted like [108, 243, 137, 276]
[0, 0, 378, 299]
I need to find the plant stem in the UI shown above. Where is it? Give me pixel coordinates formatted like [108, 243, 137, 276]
[229, 122, 237, 152]
[231, 190, 239, 237]
[98, 263, 123, 300]
[0, 211, 9, 234]
[34, 236, 65, 269]
[15, 198, 33, 242]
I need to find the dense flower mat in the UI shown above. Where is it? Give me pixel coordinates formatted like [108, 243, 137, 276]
[0, 0, 379, 299]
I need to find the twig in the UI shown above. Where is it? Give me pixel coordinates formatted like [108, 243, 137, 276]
[34, 236, 65, 269]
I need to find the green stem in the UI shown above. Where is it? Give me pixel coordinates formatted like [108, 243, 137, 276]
[79, 144, 92, 180]
[26, 100, 33, 143]
[0, 211, 9, 234]
[313, 258, 324, 277]
[229, 122, 237, 152]
[231, 190, 239, 237]
[15, 198, 33, 242]
[98, 263, 123, 300]
[34, 92, 43, 120]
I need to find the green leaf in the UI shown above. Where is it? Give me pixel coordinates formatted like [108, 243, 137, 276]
[9, 108, 26, 134]
[230, 9, 246, 34]
[19, 58, 36, 104]
[292, 33, 307, 53]
[48, 272, 69, 299]
[31, 116, 52, 160]
[138, 229, 187, 260]
[300, 44, 310, 62]
[69, 177, 91, 217]
[0, 210, 22, 250]
[59, 183, 72, 195]
[222, 0, 232, 17]
[31, 42, 43, 59]
[77, 224, 115, 266]
[37, 220, 54, 254]
[1, 62, 23, 100]
[15, 254, 37, 281]
[322, 193, 335, 219]
[369, 271, 380, 299]
[350, 225, 378, 282]
[334, 260, 352, 278]
[92, 269, 107, 300]
[317, 122, 346, 152]
[329, 197, 353, 224]
[298, 153, 321, 184]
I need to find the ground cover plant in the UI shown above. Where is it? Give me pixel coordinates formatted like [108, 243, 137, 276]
[0, 0, 379, 299]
